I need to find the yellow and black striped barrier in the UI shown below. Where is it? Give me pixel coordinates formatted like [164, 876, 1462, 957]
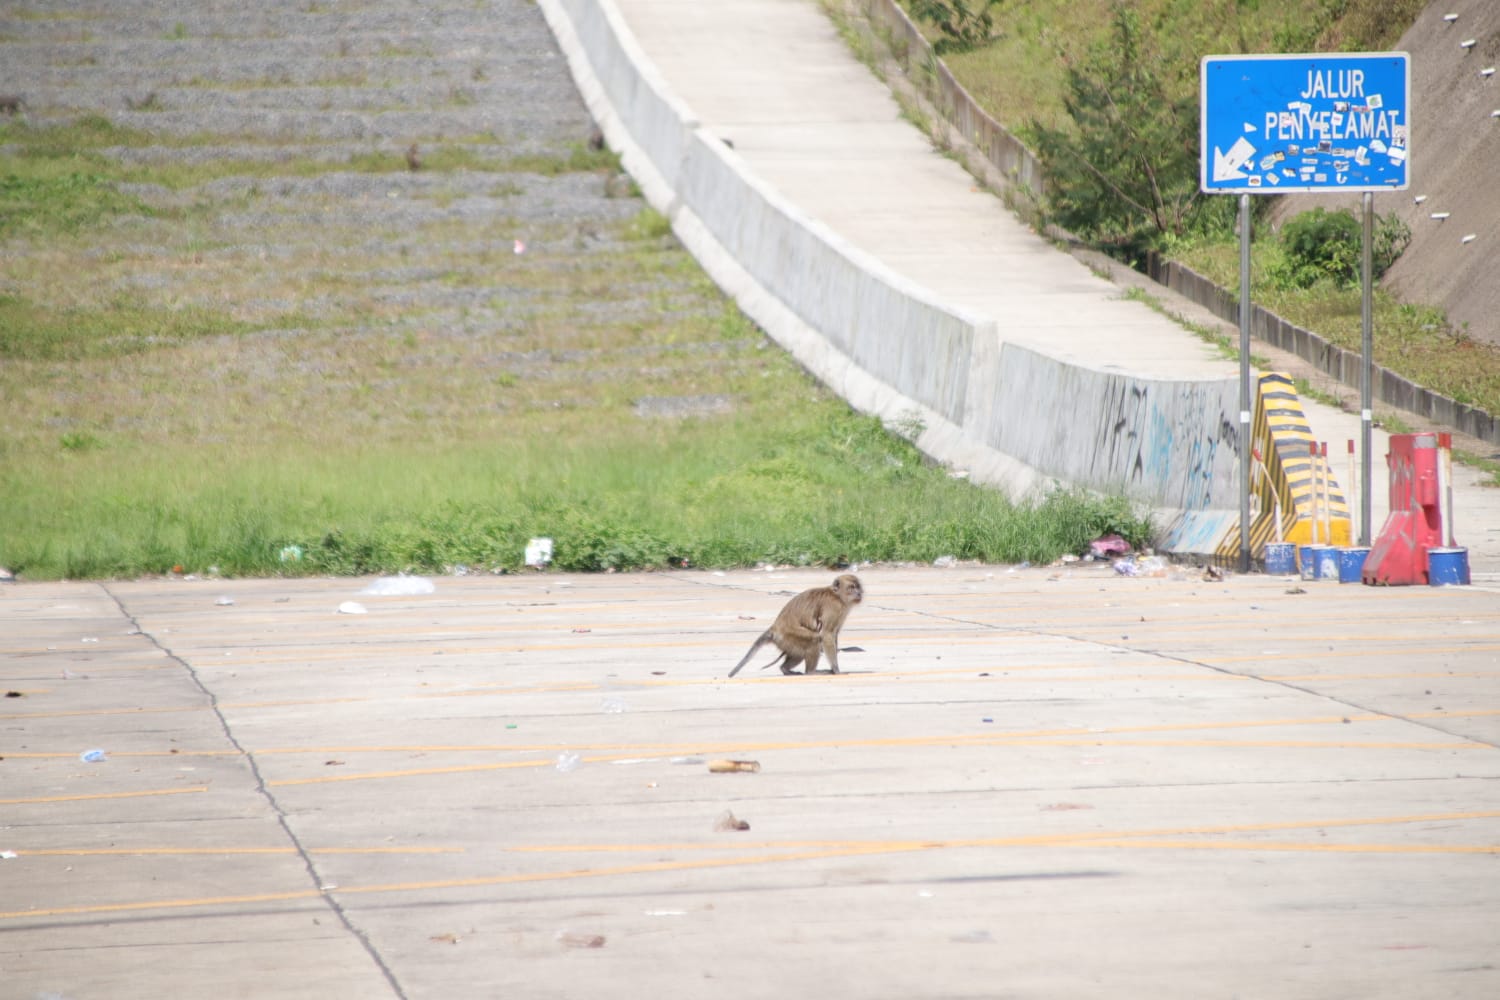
[1217, 373, 1352, 564]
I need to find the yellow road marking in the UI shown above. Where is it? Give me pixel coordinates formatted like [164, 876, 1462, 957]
[0, 887, 327, 921]
[8, 846, 463, 857]
[1085, 840, 1500, 854]
[1206, 644, 1500, 665]
[262, 722, 1489, 788]
[4, 810, 1496, 921]
[0, 786, 208, 806]
[4, 704, 206, 721]
[12, 708, 1491, 772]
[502, 809, 1500, 855]
[268, 756, 609, 786]
[8, 693, 1494, 776]
[10, 664, 1498, 721]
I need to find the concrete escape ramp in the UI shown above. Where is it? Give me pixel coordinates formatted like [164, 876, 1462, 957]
[536, 0, 1344, 558]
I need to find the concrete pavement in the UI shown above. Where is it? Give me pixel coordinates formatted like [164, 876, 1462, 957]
[3, 567, 1499, 998]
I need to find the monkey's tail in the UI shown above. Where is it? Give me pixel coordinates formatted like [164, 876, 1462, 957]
[727, 630, 772, 678]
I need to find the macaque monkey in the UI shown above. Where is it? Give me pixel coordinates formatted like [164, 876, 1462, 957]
[728, 574, 862, 677]
[405, 143, 422, 171]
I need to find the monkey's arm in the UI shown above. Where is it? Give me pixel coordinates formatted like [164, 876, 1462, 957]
[787, 609, 823, 640]
[781, 623, 820, 648]
[821, 628, 842, 673]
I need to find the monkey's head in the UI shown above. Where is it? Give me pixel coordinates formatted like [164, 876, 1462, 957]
[832, 574, 863, 605]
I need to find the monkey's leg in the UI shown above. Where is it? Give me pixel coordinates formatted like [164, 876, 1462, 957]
[802, 648, 821, 675]
[778, 653, 804, 675]
[822, 632, 840, 674]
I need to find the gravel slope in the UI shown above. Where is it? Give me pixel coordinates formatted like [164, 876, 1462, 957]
[3, 0, 779, 466]
[0, 0, 658, 341]
[2, 1, 592, 148]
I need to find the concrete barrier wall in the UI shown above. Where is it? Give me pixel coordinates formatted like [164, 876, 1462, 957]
[549, 0, 696, 203]
[546, 0, 977, 429]
[985, 344, 1242, 511]
[537, 0, 1250, 556]
[677, 131, 975, 427]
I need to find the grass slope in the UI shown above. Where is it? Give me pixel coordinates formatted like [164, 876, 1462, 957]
[0, 115, 1147, 579]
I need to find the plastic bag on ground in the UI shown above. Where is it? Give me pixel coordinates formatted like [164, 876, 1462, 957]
[1090, 534, 1133, 557]
[361, 575, 436, 596]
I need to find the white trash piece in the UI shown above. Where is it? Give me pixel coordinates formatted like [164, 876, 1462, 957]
[337, 601, 368, 615]
[360, 575, 436, 596]
[525, 537, 554, 568]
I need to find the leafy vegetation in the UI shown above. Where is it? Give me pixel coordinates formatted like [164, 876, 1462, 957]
[1270, 207, 1409, 290]
[907, 0, 1002, 53]
[0, 117, 158, 237]
[0, 116, 620, 200]
[1028, 5, 1222, 259]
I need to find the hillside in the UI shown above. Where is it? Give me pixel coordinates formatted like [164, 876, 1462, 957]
[1267, 0, 1500, 347]
[901, 0, 1499, 413]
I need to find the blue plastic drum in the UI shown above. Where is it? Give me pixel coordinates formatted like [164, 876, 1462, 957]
[1336, 547, 1369, 584]
[1264, 542, 1297, 575]
[1427, 547, 1470, 586]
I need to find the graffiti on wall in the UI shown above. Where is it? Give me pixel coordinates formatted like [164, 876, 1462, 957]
[990, 344, 1241, 510]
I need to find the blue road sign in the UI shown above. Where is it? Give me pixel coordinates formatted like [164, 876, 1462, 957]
[1200, 53, 1410, 193]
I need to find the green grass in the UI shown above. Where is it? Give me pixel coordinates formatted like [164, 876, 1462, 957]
[1454, 450, 1500, 487]
[0, 292, 293, 361]
[1179, 240, 1500, 416]
[0, 406, 1149, 578]
[907, 0, 1423, 142]
[0, 117, 620, 205]
[0, 118, 1153, 579]
[0, 168, 155, 238]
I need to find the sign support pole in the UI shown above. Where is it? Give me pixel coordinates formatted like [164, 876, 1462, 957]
[1238, 193, 1252, 574]
[1359, 191, 1374, 546]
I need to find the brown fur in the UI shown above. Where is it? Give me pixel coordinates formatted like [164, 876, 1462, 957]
[727, 574, 862, 677]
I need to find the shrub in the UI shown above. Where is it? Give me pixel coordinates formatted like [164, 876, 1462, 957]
[1028, 6, 1213, 261]
[1272, 207, 1411, 290]
[908, 0, 1002, 54]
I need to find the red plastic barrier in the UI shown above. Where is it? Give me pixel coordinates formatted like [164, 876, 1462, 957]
[1362, 433, 1446, 585]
